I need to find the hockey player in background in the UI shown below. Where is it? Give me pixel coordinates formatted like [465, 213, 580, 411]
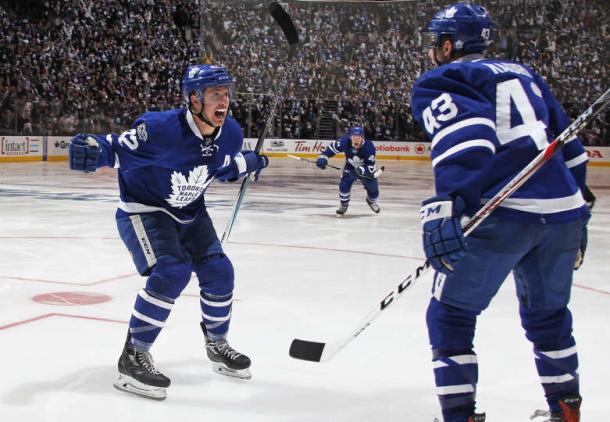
[316, 126, 380, 216]
[412, 3, 590, 422]
[68, 64, 268, 400]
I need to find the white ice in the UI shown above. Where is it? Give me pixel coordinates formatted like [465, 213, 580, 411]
[1, 159, 609, 421]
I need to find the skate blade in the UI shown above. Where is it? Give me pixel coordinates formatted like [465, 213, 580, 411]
[211, 362, 252, 380]
[113, 374, 167, 400]
[336, 213, 345, 218]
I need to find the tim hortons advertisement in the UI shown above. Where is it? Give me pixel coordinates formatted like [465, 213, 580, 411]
[0, 136, 43, 161]
[47, 136, 73, 159]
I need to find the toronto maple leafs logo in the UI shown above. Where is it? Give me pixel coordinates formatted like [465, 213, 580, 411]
[348, 156, 364, 168]
[444, 6, 458, 18]
[166, 165, 214, 208]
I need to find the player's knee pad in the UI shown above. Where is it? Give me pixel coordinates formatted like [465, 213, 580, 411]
[145, 255, 192, 300]
[194, 253, 234, 296]
[426, 297, 478, 350]
[365, 185, 379, 201]
[339, 176, 355, 192]
[520, 306, 574, 347]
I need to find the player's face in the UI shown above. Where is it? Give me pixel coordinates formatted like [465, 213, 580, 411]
[202, 86, 230, 126]
[428, 39, 453, 67]
[351, 135, 364, 149]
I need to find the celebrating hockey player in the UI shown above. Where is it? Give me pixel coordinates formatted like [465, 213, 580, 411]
[412, 4, 590, 422]
[316, 126, 380, 216]
[68, 64, 268, 400]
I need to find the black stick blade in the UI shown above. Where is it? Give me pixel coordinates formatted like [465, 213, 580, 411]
[289, 339, 325, 362]
[268, 2, 299, 45]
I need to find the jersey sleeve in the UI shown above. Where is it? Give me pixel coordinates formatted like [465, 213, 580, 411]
[214, 118, 252, 182]
[361, 141, 377, 174]
[323, 136, 347, 158]
[533, 72, 588, 192]
[412, 71, 497, 214]
[89, 115, 162, 170]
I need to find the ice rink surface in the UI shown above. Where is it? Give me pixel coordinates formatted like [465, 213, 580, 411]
[1, 159, 609, 421]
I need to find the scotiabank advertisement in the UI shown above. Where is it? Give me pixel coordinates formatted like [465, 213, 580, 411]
[584, 146, 608, 165]
[1, 136, 609, 166]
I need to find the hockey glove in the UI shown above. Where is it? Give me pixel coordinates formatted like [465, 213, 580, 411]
[420, 195, 467, 275]
[69, 134, 100, 173]
[316, 155, 328, 170]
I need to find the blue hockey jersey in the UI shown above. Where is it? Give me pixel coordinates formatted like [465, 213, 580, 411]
[90, 109, 246, 223]
[322, 135, 377, 174]
[411, 55, 588, 223]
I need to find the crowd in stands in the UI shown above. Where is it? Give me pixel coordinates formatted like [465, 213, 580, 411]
[0, 0, 607, 145]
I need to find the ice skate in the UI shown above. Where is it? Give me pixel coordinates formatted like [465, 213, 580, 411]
[113, 335, 170, 400]
[336, 204, 348, 217]
[201, 323, 251, 379]
[366, 198, 380, 214]
[530, 395, 581, 422]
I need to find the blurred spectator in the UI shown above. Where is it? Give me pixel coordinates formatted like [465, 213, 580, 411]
[0, 0, 607, 144]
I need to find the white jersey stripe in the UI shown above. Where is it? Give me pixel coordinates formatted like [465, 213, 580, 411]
[132, 309, 166, 327]
[537, 345, 578, 359]
[432, 354, 478, 369]
[432, 139, 496, 168]
[138, 289, 173, 310]
[436, 384, 475, 395]
[565, 152, 588, 169]
[431, 117, 496, 149]
[200, 296, 233, 307]
[481, 191, 585, 214]
[540, 373, 575, 384]
[449, 354, 478, 365]
[202, 311, 232, 322]
[119, 201, 196, 224]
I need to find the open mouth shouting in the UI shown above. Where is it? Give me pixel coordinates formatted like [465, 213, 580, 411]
[213, 108, 227, 122]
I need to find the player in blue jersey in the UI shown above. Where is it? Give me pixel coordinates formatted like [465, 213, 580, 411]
[68, 64, 268, 400]
[316, 126, 380, 216]
[412, 4, 590, 422]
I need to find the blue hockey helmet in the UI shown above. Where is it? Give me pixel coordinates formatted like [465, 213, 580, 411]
[422, 3, 495, 54]
[182, 64, 233, 103]
[350, 126, 365, 137]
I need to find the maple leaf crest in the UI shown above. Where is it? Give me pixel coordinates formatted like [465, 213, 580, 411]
[166, 165, 213, 208]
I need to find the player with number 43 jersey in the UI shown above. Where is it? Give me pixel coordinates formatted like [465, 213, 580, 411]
[411, 3, 590, 422]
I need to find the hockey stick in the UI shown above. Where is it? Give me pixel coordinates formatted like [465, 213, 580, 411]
[287, 154, 385, 180]
[289, 87, 610, 363]
[221, 2, 299, 243]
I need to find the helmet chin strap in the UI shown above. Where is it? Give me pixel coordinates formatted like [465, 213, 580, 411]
[190, 102, 220, 128]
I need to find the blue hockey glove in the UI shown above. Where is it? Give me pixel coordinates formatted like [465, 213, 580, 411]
[250, 153, 269, 182]
[316, 155, 328, 170]
[356, 166, 373, 179]
[69, 134, 100, 173]
[420, 195, 467, 275]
